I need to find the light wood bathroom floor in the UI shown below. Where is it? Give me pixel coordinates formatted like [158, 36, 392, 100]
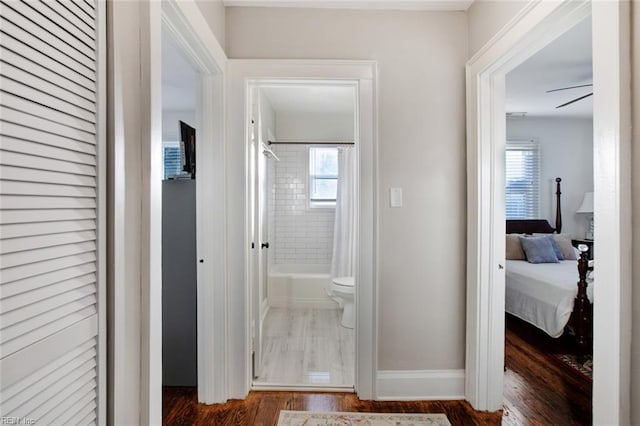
[254, 307, 355, 387]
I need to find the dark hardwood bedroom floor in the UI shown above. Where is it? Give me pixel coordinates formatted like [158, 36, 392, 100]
[503, 316, 592, 425]
[163, 319, 592, 425]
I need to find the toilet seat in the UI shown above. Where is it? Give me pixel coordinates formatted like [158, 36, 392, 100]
[333, 277, 355, 287]
[332, 277, 354, 295]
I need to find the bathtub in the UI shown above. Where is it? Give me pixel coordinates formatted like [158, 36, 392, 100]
[267, 264, 336, 309]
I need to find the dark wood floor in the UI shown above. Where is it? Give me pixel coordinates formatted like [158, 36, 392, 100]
[163, 389, 501, 425]
[163, 318, 592, 425]
[502, 316, 592, 425]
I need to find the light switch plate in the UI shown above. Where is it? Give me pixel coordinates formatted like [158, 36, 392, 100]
[390, 187, 403, 207]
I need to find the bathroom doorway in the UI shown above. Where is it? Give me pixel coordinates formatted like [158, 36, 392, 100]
[248, 81, 358, 390]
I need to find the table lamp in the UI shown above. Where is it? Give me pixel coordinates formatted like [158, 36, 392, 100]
[576, 191, 594, 240]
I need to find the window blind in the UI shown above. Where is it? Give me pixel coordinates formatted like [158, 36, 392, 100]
[163, 142, 182, 180]
[0, 0, 104, 424]
[309, 147, 338, 206]
[505, 140, 540, 219]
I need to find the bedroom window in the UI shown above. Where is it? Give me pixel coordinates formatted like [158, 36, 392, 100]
[163, 141, 182, 180]
[505, 140, 540, 219]
[309, 146, 338, 207]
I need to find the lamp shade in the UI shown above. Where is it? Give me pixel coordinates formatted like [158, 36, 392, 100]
[576, 191, 594, 214]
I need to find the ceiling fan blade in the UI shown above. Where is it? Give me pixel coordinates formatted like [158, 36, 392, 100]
[546, 83, 593, 93]
[556, 92, 593, 109]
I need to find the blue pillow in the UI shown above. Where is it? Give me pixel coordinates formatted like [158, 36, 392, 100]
[519, 236, 560, 264]
[544, 235, 564, 260]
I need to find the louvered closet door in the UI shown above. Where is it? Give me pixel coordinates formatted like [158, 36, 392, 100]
[0, 0, 104, 424]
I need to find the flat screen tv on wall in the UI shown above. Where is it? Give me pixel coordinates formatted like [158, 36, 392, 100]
[180, 120, 196, 179]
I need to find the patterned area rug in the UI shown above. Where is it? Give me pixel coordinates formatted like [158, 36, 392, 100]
[277, 411, 451, 426]
[553, 353, 593, 380]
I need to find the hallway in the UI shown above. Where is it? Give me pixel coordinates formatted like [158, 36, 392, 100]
[163, 320, 591, 424]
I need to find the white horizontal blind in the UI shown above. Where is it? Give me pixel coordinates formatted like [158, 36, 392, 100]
[163, 141, 181, 180]
[505, 140, 540, 219]
[0, 0, 103, 424]
[308, 146, 338, 207]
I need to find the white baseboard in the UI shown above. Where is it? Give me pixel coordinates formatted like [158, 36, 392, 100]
[252, 383, 354, 392]
[376, 369, 465, 400]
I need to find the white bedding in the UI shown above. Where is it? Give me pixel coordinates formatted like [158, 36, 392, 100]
[505, 260, 594, 338]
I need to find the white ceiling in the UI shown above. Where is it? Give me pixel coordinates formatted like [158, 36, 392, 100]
[223, 0, 473, 11]
[162, 29, 198, 111]
[260, 85, 356, 115]
[506, 18, 592, 119]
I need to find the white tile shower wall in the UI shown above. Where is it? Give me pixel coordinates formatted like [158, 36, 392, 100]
[269, 144, 335, 264]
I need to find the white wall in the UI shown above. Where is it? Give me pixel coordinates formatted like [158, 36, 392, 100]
[108, 2, 142, 422]
[268, 111, 353, 265]
[276, 111, 354, 141]
[506, 117, 593, 238]
[259, 92, 276, 148]
[227, 7, 468, 371]
[195, 0, 226, 51]
[269, 144, 335, 265]
[162, 110, 196, 141]
[631, 3, 640, 424]
[267, 111, 354, 266]
[466, 0, 528, 58]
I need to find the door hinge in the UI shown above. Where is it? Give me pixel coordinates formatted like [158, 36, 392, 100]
[252, 351, 257, 379]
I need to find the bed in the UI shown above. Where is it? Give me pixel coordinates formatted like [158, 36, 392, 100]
[505, 178, 593, 356]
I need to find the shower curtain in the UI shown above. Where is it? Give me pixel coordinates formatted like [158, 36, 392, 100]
[330, 146, 356, 279]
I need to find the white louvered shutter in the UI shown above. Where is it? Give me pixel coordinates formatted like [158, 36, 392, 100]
[0, 0, 105, 424]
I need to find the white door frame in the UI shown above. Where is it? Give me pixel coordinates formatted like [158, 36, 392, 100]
[248, 87, 271, 380]
[247, 86, 263, 379]
[465, 1, 632, 423]
[110, 1, 227, 421]
[226, 60, 378, 399]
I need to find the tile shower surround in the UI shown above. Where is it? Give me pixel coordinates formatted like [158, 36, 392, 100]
[268, 145, 335, 265]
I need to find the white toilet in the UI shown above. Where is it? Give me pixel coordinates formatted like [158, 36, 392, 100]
[331, 276, 355, 329]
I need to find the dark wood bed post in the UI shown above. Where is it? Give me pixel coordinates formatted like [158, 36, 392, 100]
[571, 245, 592, 359]
[555, 177, 562, 233]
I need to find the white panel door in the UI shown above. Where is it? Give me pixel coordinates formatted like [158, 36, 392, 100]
[0, 0, 105, 424]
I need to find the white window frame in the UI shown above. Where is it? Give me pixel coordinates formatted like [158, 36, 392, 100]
[162, 140, 182, 180]
[505, 139, 540, 220]
[308, 146, 338, 208]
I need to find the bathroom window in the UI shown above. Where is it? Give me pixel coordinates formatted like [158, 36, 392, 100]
[309, 147, 338, 207]
[505, 140, 540, 219]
